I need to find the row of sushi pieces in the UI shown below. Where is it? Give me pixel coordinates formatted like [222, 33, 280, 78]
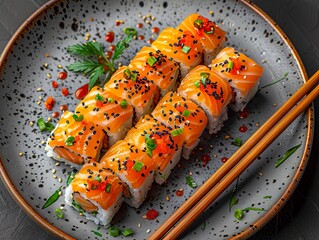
[45, 13, 264, 226]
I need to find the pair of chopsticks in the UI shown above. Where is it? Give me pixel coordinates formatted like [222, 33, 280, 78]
[149, 69, 319, 240]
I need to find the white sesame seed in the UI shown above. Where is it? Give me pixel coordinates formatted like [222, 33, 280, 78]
[53, 175, 57, 179]
[58, 64, 63, 69]
[44, 53, 50, 57]
[86, 33, 91, 37]
[19, 152, 24, 156]
[36, 88, 43, 92]
[146, 229, 151, 234]
[137, 223, 141, 228]
[29, 121, 34, 126]
[60, 206, 64, 210]
[47, 117, 52, 122]
[38, 96, 43, 100]
[145, 20, 151, 24]
[41, 140, 45, 145]
[55, 162, 60, 166]
[43, 63, 48, 68]
[189, 171, 193, 176]
[151, 16, 156, 21]
[58, 178, 62, 183]
[37, 101, 41, 105]
[166, 196, 170, 201]
[52, 169, 56, 174]
[46, 73, 52, 78]
[58, 191, 62, 195]
[79, 212, 84, 216]
[85, 37, 89, 41]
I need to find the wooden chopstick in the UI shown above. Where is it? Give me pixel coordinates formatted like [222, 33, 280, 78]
[149, 69, 319, 240]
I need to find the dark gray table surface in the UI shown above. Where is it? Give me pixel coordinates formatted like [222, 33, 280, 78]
[0, 0, 318, 239]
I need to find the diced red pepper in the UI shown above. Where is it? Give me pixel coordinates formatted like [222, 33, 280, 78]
[145, 209, 159, 220]
[44, 96, 55, 111]
[95, 100, 103, 108]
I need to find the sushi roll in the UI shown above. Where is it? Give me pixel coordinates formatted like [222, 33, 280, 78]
[129, 46, 180, 97]
[65, 161, 123, 226]
[151, 92, 208, 159]
[210, 47, 264, 111]
[45, 111, 106, 168]
[177, 65, 232, 134]
[152, 27, 203, 78]
[100, 140, 155, 208]
[75, 86, 133, 147]
[104, 66, 160, 122]
[178, 13, 226, 65]
[125, 115, 183, 184]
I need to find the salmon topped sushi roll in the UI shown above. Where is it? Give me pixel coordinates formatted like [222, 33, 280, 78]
[104, 66, 160, 122]
[45, 111, 106, 168]
[65, 161, 123, 226]
[178, 65, 232, 134]
[125, 115, 183, 184]
[75, 86, 133, 147]
[178, 13, 226, 65]
[210, 47, 264, 111]
[129, 46, 180, 96]
[151, 92, 208, 159]
[100, 140, 155, 208]
[152, 27, 203, 78]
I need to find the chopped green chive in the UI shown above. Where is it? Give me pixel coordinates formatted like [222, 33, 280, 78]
[194, 80, 200, 88]
[55, 208, 63, 219]
[65, 136, 75, 146]
[120, 99, 128, 109]
[109, 226, 120, 237]
[232, 137, 242, 147]
[275, 144, 301, 168]
[234, 209, 244, 220]
[123, 68, 131, 80]
[131, 73, 137, 82]
[94, 176, 101, 182]
[146, 138, 157, 150]
[147, 56, 158, 66]
[124, 27, 137, 36]
[121, 228, 134, 237]
[194, 19, 204, 29]
[133, 160, 144, 172]
[95, 93, 104, 101]
[42, 186, 62, 209]
[183, 109, 191, 117]
[37, 118, 55, 132]
[181, 45, 191, 54]
[263, 195, 272, 199]
[146, 148, 153, 157]
[73, 114, 84, 122]
[107, 97, 114, 103]
[200, 72, 210, 78]
[171, 128, 183, 137]
[105, 183, 112, 193]
[91, 230, 102, 237]
[228, 60, 234, 70]
[186, 176, 197, 188]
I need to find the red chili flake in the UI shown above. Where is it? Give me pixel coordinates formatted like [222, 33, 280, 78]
[58, 71, 68, 80]
[44, 96, 55, 111]
[62, 88, 69, 96]
[239, 125, 248, 133]
[239, 108, 249, 119]
[98, 181, 108, 191]
[201, 154, 211, 166]
[109, 45, 115, 51]
[96, 101, 103, 108]
[175, 106, 185, 113]
[145, 209, 159, 220]
[105, 31, 115, 42]
[51, 81, 58, 88]
[75, 135, 81, 142]
[137, 23, 143, 29]
[221, 157, 228, 163]
[88, 180, 100, 190]
[176, 189, 184, 197]
[126, 159, 134, 169]
[138, 35, 145, 40]
[52, 111, 60, 118]
[60, 104, 68, 111]
[115, 21, 120, 26]
[75, 84, 89, 100]
[152, 27, 160, 34]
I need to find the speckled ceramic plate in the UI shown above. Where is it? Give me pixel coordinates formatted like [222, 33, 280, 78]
[0, 0, 313, 239]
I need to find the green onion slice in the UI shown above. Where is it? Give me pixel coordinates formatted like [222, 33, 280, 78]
[183, 109, 191, 117]
[194, 80, 200, 88]
[95, 93, 104, 101]
[232, 137, 242, 147]
[73, 114, 84, 122]
[171, 128, 183, 137]
[94, 176, 101, 182]
[131, 73, 137, 82]
[194, 19, 204, 29]
[186, 176, 197, 188]
[55, 208, 63, 219]
[234, 208, 243, 220]
[123, 68, 131, 80]
[42, 186, 62, 209]
[37, 118, 55, 132]
[109, 226, 120, 237]
[124, 27, 137, 36]
[181, 45, 191, 54]
[147, 56, 158, 66]
[121, 228, 134, 237]
[105, 183, 112, 193]
[228, 60, 234, 70]
[146, 138, 157, 150]
[133, 160, 144, 172]
[65, 136, 75, 146]
[107, 97, 114, 103]
[120, 99, 128, 109]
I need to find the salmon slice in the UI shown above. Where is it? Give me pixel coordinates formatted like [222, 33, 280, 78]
[73, 192, 98, 213]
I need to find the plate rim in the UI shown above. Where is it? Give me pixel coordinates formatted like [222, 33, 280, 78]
[0, 0, 313, 239]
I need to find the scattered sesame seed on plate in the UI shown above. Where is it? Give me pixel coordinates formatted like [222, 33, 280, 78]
[146, 229, 151, 234]
[58, 178, 62, 183]
[46, 73, 52, 78]
[52, 169, 56, 174]
[19, 152, 24, 156]
[55, 162, 60, 166]
[36, 88, 43, 92]
[29, 121, 34, 126]
[58, 64, 63, 69]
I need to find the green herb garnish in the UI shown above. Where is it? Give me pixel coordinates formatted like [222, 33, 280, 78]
[146, 138, 157, 150]
[194, 19, 204, 29]
[263, 195, 272, 199]
[67, 35, 134, 90]
[194, 80, 200, 88]
[73, 114, 84, 122]
[232, 137, 242, 147]
[147, 56, 158, 66]
[121, 228, 134, 237]
[55, 208, 63, 219]
[95, 93, 104, 101]
[107, 97, 114, 103]
[123, 68, 131, 79]
[66, 170, 77, 186]
[186, 176, 197, 188]
[94, 176, 102, 182]
[234, 207, 265, 221]
[105, 183, 112, 193]
[131, 72, 137, 82]
[259, 72, 289, 90]
[124, 27, 137, 36]
[42, 186, 62, 209]
[133, 160, 144, 172]
[181, 45, 191, 54]
[229, 178, 239, 211]
[275, 144, 301, 168]
[65, 136, 76, 146]
[146, 148, 153, 157]
[91, 230, 102, 237]
[228, 61, 234, 70]
[109, 226, 120, 237]
[183, 109, 191, 117]
[171, 128, 183, 137]
[120, 99, 128, 109]
[37, 118, 55, 132]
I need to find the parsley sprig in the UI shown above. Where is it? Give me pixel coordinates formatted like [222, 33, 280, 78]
[66, 34, 134, 90]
